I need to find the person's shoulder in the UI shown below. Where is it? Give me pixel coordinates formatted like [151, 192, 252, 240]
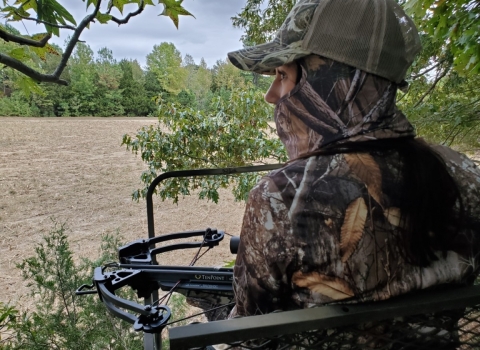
[254, 154, 338, 195]
[431, 144, 480, 179]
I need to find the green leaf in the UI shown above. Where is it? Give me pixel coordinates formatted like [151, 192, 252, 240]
[223, 259, 236, 268]
[96, 12, 112, 24]
[51, 0, 77, 25]
[16, 75, 44, 98]
[29, 37, 60, 61]
[112, 0, 130, 14]
[7, 47, 28, 60]
[86, 0, 97, 9]
[159, 0, 195, 29]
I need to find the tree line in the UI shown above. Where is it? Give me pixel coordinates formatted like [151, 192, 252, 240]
[0, 28, 272, 118]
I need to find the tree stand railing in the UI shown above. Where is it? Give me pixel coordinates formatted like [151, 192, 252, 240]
[169, 284, 480, 349]
[77, 165, 480, 350]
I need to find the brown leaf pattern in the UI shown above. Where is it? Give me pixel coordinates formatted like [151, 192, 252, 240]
[340, 197, 368, 262]
[344, 153, 383, 206]
[384, 207, 401, 227]
[293, 271, 354, 300]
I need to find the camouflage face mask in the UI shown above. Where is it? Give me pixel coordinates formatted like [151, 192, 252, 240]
[274, 55, 416, 160]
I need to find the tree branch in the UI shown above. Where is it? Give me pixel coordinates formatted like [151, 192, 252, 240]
[111, 0, 145, 25]
[15, 13, 77, 30]
[0, 28, 51, 47]
[413, 66, 450, 108]
[52, 0, 102, 80]
[410, 59, 446, 80]
[0, 0, 102, 85]
[0, 53, 68, 85]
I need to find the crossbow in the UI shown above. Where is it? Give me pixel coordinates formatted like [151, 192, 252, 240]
[76, 164, 283, 350]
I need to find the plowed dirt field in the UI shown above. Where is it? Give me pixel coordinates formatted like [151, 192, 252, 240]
[0, 117, 245, 306]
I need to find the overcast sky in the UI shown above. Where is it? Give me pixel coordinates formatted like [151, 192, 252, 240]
[11, 0, 247, 68]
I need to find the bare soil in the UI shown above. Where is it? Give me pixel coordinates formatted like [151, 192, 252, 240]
[0, 117, 245, 306]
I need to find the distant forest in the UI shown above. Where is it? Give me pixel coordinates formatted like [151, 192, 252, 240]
[0, 26, 273, 117]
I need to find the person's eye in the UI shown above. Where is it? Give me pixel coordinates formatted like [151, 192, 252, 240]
[280, 72, 287, 80]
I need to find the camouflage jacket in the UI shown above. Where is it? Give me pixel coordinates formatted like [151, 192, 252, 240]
[232, 56, 480, 317]
[233, 147, 480, 316]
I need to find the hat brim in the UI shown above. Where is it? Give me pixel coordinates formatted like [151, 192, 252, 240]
[227, 39, 312, 75]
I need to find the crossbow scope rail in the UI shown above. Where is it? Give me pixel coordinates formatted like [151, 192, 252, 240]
[76, 164, 284, 348]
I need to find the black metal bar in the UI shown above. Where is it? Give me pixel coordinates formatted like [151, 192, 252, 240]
[148, 229, 211, 245]
[118, 264, 233, 272]
[151, 242, 210, 255]
[119, 267, 233, 285]
[146, 164, 283, 239]
[101, 292, 139, 324]
[169, 284, 480, 350]
[97, 278, 153, 316]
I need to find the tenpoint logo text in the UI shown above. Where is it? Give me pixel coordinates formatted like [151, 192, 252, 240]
[194, 274, 226, 281]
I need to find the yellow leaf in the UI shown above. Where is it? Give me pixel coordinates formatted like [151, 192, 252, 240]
[384, 207, 401, 227]
[340, 197, 367, 262]
[293, 271, 354, 300]
[344, 153, 383, 206]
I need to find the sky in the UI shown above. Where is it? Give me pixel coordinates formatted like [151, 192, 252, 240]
[11, 0, 247, 68]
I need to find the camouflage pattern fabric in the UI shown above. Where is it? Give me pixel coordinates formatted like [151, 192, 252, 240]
[232, 56, 480, 318]
[275, 55, 416, 158]
[228, 0, 317, 75]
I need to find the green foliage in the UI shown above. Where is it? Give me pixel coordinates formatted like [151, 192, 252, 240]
[0, 302, 18, 346]
[184, 56, 213, 109]
[147, 42, 187, 95]
[231, 0, 296, 45]
[211, 59, 247, 92]
[392, 33, 480, 152]
[168, 294, 189, 326]
[122, 86, 288, 203]
[7, 222, 143, 350]
[0, 92, 38, 116]
[223, 259, 236, 268]
[403, 0, 480, 75]
[119, 59, 154, 116]
[400, 73, 480, 151]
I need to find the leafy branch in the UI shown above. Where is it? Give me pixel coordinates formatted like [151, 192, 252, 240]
[413, 65, 450, 107]
[12, 12, 77, 30]
[111, 0, 146, 25]
[0, 0, 194, 86]
[0, 29, 51, 46]
[123, 87, 287, 203]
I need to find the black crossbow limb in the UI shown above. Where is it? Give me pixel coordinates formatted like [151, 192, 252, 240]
[76, 164, 283, 349]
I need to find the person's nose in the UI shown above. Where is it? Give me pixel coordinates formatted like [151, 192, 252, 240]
[264, 82, 279, 104]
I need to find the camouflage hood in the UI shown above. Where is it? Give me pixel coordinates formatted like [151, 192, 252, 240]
[275, 55, 416, 160]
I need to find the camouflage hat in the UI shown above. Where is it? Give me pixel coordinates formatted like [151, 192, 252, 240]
[227, 0, 422, 83]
